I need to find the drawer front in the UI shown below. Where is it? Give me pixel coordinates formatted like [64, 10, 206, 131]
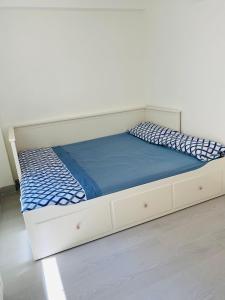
[173, 171, 222, 209]
[35, 202, 112, 256]
[112, 185, 173, 229]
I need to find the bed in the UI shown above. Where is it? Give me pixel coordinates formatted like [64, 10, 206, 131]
[9, 106, 225, 260]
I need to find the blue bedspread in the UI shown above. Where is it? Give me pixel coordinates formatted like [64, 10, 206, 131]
[20, 133, 205, 212]
[53, 133, 205, 198]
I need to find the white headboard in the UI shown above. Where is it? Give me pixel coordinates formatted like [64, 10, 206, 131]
[146, 106, 181, 132]
[8, 105, 181, 180]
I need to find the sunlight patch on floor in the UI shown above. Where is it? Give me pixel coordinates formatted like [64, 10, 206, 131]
[42, 257, 67, 300]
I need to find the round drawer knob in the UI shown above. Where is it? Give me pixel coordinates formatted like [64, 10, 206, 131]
[199, 186, 203, 191]
[144, 203, 148, 208]
[76, 224, 81, 230]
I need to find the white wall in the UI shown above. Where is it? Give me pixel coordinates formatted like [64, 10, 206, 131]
[0, 8, 146, 127]
[0, 128, 13, 188]
[0, 3, 147, 184]
[146, 0, 225, 143]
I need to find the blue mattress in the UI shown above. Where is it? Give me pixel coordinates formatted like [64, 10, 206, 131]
[53, 133, 205, 199]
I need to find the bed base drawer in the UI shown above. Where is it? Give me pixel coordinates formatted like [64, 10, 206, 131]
[173, 171, 223, 209]
[29, 201, 112, 259]
[112, 185, 173, 229]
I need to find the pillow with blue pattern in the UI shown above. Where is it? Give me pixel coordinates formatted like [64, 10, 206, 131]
[129, 122, 225, 162]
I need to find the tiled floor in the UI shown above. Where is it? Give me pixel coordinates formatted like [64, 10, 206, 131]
[1, 192, 225, 300]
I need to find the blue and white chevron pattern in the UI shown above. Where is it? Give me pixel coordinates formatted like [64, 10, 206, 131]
[19, 148, 87, 212]
[129, 122, 225, 162]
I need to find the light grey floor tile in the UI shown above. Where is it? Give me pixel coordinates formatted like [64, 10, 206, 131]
[1, 193, 225, 300]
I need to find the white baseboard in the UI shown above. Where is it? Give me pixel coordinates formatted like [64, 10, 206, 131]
[0, 185, 16, 198]
[0, 273, 3, 300]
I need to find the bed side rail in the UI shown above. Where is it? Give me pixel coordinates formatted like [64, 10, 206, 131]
[8, 127, 22, 181]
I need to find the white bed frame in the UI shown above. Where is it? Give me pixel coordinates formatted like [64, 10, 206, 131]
[9, 105, 225, 260]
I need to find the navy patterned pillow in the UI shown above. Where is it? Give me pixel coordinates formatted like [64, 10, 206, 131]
[129, 122, 177, 145]
[129, 122, 225, 162]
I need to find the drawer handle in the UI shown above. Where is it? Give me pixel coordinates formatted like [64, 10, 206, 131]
[144, 203, 148, 208]
[198, 186, 203, 191]
[76, 223, 81, 230]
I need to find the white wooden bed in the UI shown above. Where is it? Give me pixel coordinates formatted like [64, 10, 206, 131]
[9, 106, 225, 260]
